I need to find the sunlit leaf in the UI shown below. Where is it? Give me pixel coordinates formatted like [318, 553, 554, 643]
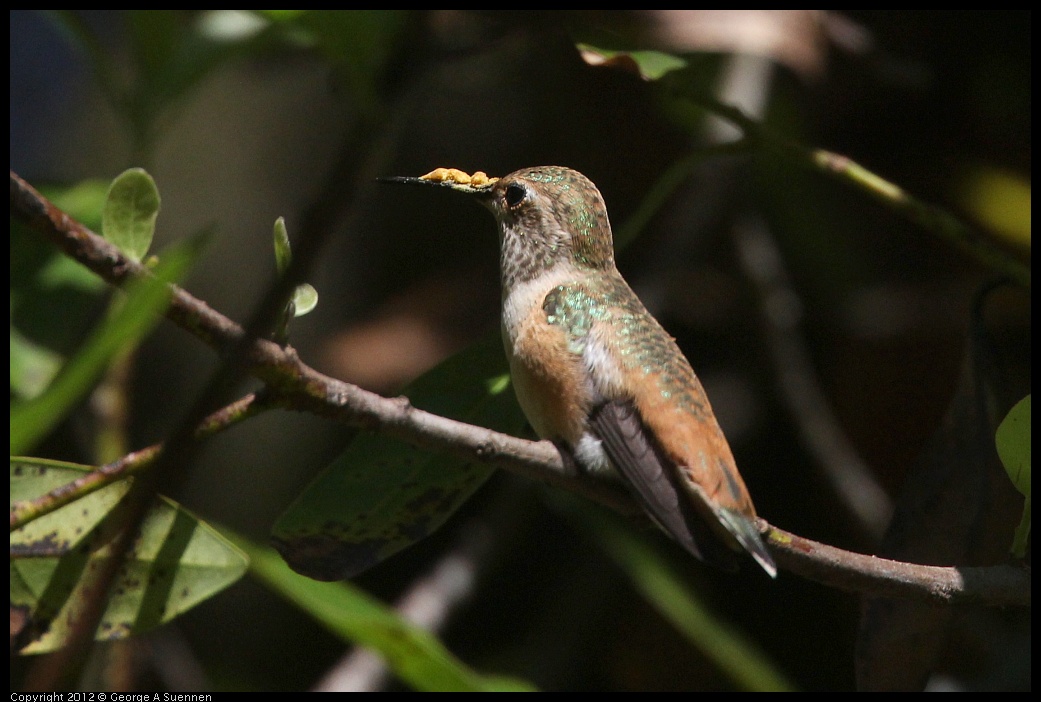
[273, 216, 291, 274]
[196, 10, 271, 41]
[292, 283, 319, 317]
[271, 217, 317, 324]
[272, 335, 525, 580]
[237, 534, 535, 691]
[102, 168, 161, 263]
[576, 43, 687, 81]
[10, 458, 248, 654]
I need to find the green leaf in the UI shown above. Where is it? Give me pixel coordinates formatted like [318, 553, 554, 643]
[195, 10, 271, 42]
[961, 167, 1032, 253]
[254, 10, 308, 22]
[996, 395, 1031, 497]
[11, 181, 108, 361]
[996, 395, 1031, 558]
[10, 327, 64, 401]
[272, 334, 526, 580]
[126, 10, 183, 77]
[10, 457, 248, 654]
[11, 181, 108, 406]
[10, 230, 105, 381]
[292, 283, 319, 317]
[273, 216, 295, 339]
[275, 11, 407, 111]
[14, 179, 110, 296]
[9, 236, 203, 455]
[574, 506, 795, 691]
[576, 43, 688, 81]
[273, 216, 291, 274]
[42, 178, 110, 232]
[271, 217, 317, 323]
[102, 168, 161, 262]
[235, 533, 535, 691]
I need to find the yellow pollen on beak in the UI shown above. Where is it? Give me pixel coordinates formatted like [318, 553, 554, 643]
[420, 168, 499, 187]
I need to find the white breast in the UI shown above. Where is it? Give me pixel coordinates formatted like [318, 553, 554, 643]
[500, 267, 584, 352]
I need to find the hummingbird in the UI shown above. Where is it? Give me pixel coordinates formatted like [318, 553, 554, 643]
[384, 166, 776, 577]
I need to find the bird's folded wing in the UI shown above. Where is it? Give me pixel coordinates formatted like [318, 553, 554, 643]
[589, 399, 738, 571]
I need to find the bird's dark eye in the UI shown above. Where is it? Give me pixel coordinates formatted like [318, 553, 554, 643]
[504, 183, 526, 208]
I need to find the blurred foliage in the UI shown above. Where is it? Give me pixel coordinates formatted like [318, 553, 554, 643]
[996, 395, 1031, 558]
[960, 167, 1031, 256]
[10, 229, 199, 455]
[236, 532, 536, 691]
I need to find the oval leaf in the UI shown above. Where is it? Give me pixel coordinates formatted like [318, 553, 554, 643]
[292, 283, 319, 317]
[102, 168, 161, 263]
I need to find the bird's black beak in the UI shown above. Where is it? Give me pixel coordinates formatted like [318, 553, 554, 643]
[378, 168, 498, 200]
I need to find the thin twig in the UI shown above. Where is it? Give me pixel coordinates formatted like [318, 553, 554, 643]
[687, 95, 1030, 287]
[10, 393, 273, 531]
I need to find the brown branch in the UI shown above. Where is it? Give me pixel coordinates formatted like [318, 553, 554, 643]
[10, 169, 1030, 608]
[764, 521, 1030, 607]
